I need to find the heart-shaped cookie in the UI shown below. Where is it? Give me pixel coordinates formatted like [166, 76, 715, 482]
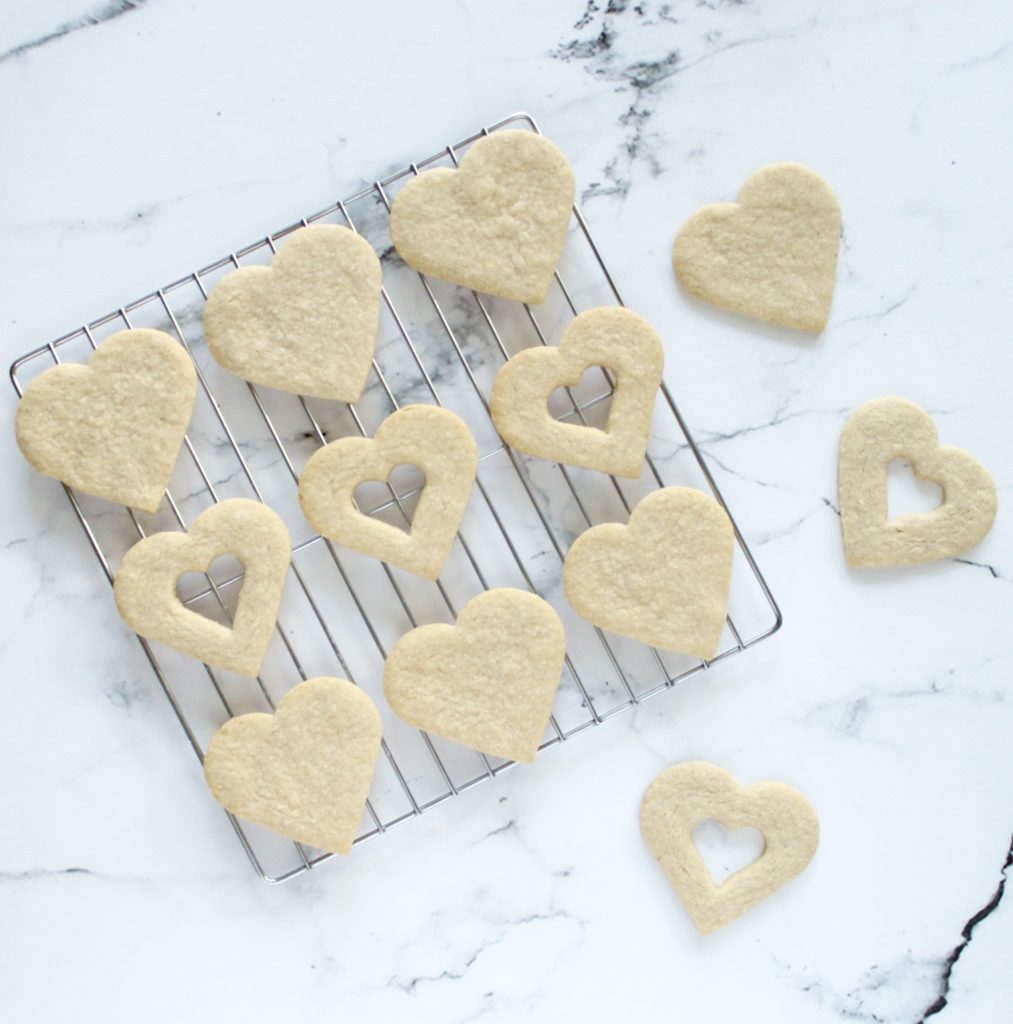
[203, 224, 381, 400]
[563, 486, 733, 659]
[389, 130, 576, 304]
[490, 307, 664, 477]
[838, 397, 997, 567]
[674, 163, 841, 332]
[298, 405, 478, 580]
[383, 588, 566, 763]
[204, 676, 382, 854]
[641, 762, 819, 934]
[114, 499, 290, 677]
[15, 328, 196, 513]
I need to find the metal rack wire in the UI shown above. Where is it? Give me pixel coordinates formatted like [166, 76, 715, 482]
[9, 112, 781, 883]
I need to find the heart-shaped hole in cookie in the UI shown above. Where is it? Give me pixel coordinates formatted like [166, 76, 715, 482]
[175, 553, 245, 626]
[886, 458, 944, 522]
[353, 463, 427, 534]
[548, 365, 615, 429]
[692, 819, 766, 886]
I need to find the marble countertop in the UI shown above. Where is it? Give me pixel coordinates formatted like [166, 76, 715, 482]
[2, 1, 1011, 1021]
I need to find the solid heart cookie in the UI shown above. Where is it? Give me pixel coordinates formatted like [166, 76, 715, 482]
[298, 405, 478, 580]
[490, 307, 664, 478]
[641, 762, 819, 934]
[204, 676, 382, 854]
[15, 328, 196, 513]
[383, 588, 566, 763]
[389, 130, 576, 304]
[563, 486, 733, 659]
[114, 499, 290, 677]
[838, 396, 997, 567]
[203, 224, 381, 400]
[674, 163, 841, 332]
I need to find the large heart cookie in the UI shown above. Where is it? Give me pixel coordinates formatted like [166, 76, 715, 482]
[15, 329, 196, 513]
[563, 486, 733, 659]
[298, 405, 478, 580]
[839, 397, 997, 567]
[384, 588, 566, 763]
[641, 762, 819, 934]
[674, 163, 841, 332]
[204, 676, 382, 854]
[389, 130, 576, 304]
[490, 307, 664, 478]
[114, 498, 290, 677]
[203, 224, 381, 400]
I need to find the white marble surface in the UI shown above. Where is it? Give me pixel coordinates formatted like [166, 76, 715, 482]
[2, 1, 1012, 1021]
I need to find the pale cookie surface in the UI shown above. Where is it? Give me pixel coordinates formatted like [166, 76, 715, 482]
[203, 224, 381, 400]
[674, 163, 841, 332]
[204, 677, 382, 855]
[490, 307, 664, 477]
[114, 499, 290, 677]
[389, 130, 575, 305]
[838, 396, 997, 567]
[563, 486, 733, 659]
[15, 328, 196, 514]
[641, 762, 819, 934]
[299, 405, 478, 580]
[383, 588, 566, 763]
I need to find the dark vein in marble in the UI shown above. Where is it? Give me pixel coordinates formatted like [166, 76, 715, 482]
[919, 832, 1013, 1020]
[952, 557, 1005, 581]
[0, 1, 149, 64]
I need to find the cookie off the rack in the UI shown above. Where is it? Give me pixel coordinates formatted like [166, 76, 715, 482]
[389, 130, 575, 304]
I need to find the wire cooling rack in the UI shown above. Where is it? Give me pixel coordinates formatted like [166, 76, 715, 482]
[10, 112, 781, 883]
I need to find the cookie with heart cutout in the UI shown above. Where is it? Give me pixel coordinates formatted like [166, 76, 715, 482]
[838, 396, 997, 567]
[113, 498, 290, 677]
[490, 306, 664, 477]
[674, 163, 841, 332]
[389, 130, 575, 304]
[641, 762, 819, 934]
[204, 676, 382, 854]
[15, 328, 196, 513]
[298, 405, 478, 580]
[383, 588, 566, 763]
[203, 224, 381, 400]
[563, 486, 734, 659]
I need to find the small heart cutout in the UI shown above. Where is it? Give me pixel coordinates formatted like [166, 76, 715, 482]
[204, 676, 382, 854]
[383, 588, 566, 763]
[641, 762, 819, 934]
[839, 397, 997, 567]
[563, 487, 733, 659]
[692, 820, 766, 886]
[390, 130, 576, 304]
[203, 224, 381, 401]
[490, 307, 664, 477]
[674, 163, 841, 332]
[298, 405, 477, 580]
[15, 329, 197, 513]
[114, 499, 291, 677]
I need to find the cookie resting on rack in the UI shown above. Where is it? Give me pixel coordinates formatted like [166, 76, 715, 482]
[838, 396, 997, 567]
[15, 328, 196, 514]
[204, 677, 382, 855]
[298, 405, 478, 580]
[383, 588, 566, 763]
[641, 762, 819, 934]
[389, 129, 576, 305]
[114, 499, 291, 678]
[203, 224, 382, 401]
[563, 486, 734, 659]
[490, 306, 664, 478]
[674, 163, 841, 333]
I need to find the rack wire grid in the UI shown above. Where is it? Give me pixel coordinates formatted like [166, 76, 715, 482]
[10, 112, 781, 883]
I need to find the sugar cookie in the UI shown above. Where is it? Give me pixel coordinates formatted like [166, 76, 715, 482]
[390, 130, 575, 304]
[383, 588, 565, 763]
[15, 328, 196, 513]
